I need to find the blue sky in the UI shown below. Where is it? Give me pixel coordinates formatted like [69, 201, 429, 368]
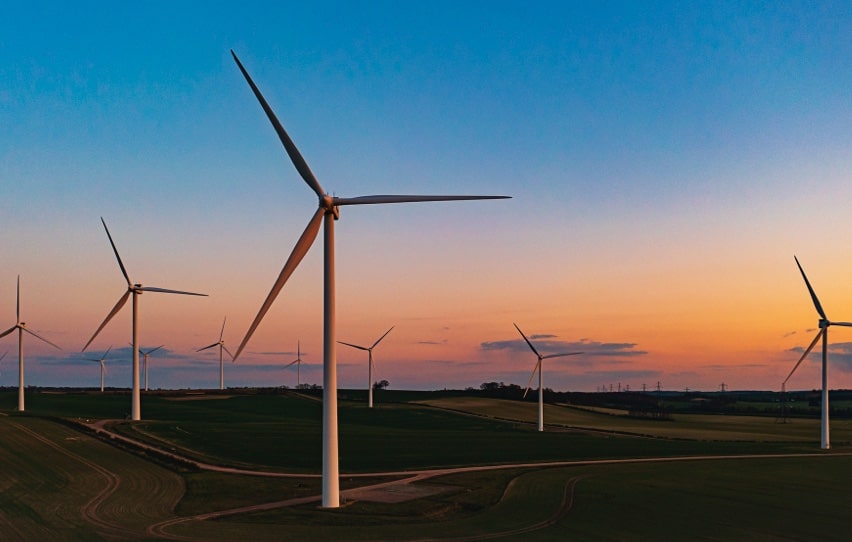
[2, 1, 852, 392]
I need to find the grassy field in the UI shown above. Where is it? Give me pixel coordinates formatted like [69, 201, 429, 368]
[2, 389, 852, 540]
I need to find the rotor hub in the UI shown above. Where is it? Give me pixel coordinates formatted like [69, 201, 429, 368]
[820, 319, 830, 329]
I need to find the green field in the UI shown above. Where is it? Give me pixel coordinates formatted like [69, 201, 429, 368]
[1, 389, 851, 540]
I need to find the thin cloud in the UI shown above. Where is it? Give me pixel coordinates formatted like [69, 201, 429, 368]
[481, 337, 647, 357]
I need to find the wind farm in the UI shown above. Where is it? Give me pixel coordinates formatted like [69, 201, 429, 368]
[4, 2, 852, 540]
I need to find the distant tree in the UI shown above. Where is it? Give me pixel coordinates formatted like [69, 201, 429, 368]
[374, 379, 389, 390]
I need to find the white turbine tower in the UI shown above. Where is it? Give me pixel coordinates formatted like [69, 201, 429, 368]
[514, 323, 582, 432]
[784, 256, 852, 450]
[285, 341, 303, 388]
[0, 276, 61, 411]
[230, 50, 509, 508]
[197, 317, 233, 390]
[137, 344, 164, 392]
[84, 345, 113, 393]
[83, 218, 207, 421]
[339, 326, 394, 408]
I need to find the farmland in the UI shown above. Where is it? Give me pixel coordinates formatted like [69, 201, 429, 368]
[1, 388, 851, 540]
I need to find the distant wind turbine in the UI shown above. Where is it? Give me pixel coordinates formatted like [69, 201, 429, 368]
[784, 256, 851, 449]
[0, 276, 61, 411]
[284, 341, 303, 388]
[83, 218, 207, 421]
[339, 326, 394, 408]
[514, 323, 582, 432]
[197, 317, 233, 391]
[135, 344, 165, 392]
[84, 345, 113, 393]
[229, 50, 509, 508]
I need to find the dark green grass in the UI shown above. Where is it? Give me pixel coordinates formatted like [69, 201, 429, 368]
[168, 456, 852, 541]
[5, 390, 834, 475]
[6, 390, 852, 541]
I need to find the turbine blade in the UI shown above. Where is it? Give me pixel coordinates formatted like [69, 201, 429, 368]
[830, 322, 852, 327]
[335, 195, 511, 206]
[0, 351, 6, 362]
[222, 345, 235, 360]
[523, 360, 541, 398]
[197, 343, 219, 352]
[513, 323, 541, 358]
[147, 345, 165, 355]
[103, 345, 113, 359]
[285, 359, 299, 368]
[23, 327, 61, 350]
[233, 207, 324, 360]
[784, 329, 824, 384]
[101, 218, 132, 287]
[138, 286, 207, 296]
[541, 352, 584, 360]
[338, 341, 368, 351]
[219, 316, 227, 342]
[230, 50, 325, 199]
[0, 326, 16, 339]
[16, 275, 20, 322]
[83, 291, 131, 351]
[794, 256, 827, 320]
[371, 326, 395, 349]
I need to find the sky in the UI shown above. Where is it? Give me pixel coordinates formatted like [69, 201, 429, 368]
[2, 1, 851, 393]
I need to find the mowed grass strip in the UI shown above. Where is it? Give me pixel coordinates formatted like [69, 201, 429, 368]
[418, 396, 852, 444]
[0, 416, 184, 539]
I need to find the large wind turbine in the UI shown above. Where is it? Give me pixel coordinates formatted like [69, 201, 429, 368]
[284, 341, 303, 388]
[339, 326, 394, 408]
[230, 50, 509, 508]
[0, 276, 61, 411]
[514, 323, 582, 432]
[84, 345, 113, 393]
[784, 256, 852, 449]
[83, 218, 207, 421]
[137, 344, 164, 391]
[197, 317, 233, 390]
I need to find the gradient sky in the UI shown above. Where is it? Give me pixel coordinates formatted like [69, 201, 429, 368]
[2, 1, 851, 392]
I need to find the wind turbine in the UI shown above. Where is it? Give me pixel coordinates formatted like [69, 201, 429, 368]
[284, 341, 303, 388]
[136, 344, 165, 392]
[0, 276, 61, 411]
[784, 256, 851, 449]
[339, 326, 394, 408]
[197, 317, 233, 390]
[84, 346, 113, 393]
[514, 323, 582, 432]
[230, 50, 510, 508]
[83, 218, 207, 421]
